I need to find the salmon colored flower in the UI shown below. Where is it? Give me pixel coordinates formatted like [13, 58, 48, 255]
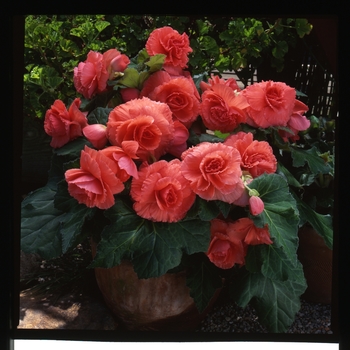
[44, 98, 88, 148]
[200, 74, 241, 93]
[141, 70, 200, 126]
[200, 84, 249, 133]
[207, 219, 248, 269]
[130, 159, 196, 222]
[106, 97, 174, 162]
[234, 218, 272, 246]
[100, 142, 139, 182]
[64, 146, 124, 209]
[181, 142, 244, 203]
[224, 132, 277, 178]
[242, 80, 296, 128]
[146, 26, 192, 69]
[83, 124, 108, 149]
[73, 51, 109, 99]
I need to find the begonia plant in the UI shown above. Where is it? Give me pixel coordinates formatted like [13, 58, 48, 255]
[21, 25, 334, 333]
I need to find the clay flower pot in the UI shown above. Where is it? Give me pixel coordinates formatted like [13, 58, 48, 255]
[297, 225, 333, 304]
[91, 241, 220, 331]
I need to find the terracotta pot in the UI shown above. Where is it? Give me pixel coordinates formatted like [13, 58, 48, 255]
[90, 240, 220, 331]
[297, 225, 333, 304]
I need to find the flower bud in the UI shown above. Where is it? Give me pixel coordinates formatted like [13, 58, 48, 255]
[83, 124, 108, 149]
[249, 196, 264, 216]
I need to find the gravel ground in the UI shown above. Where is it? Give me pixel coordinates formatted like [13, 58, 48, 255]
[197, 298, 333, 334]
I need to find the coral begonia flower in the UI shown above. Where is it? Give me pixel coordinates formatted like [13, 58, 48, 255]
[146, 26, 192, 69]
[100, 143, 139, 182]
[107, 97, 174, 162]
[65, 146, 124, 209]
[73, 51, 109, 99]
[224, 132, 277, 178]
[200, 84, 249, 133]
[242, 80, 296, 128]
[141, 70, 200, 127]
[181, 142, 244, 203]
[232, 218, 272, 246]
[206, 219, 248, 269]
[83, 124, 108, 149]
[44, 98, 88, 148]
[200, 74, 241, 93]
[130, 159, 195, 223]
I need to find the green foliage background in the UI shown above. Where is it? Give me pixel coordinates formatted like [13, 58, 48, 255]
[24, 15, 312, 119]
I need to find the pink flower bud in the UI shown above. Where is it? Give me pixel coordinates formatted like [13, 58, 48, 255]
[249, 196, 264, 216]
[111, 54, 130, 73]
[83, 124, 108, 149]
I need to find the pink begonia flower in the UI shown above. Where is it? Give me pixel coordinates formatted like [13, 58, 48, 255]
[65, 146, 124, 209]
[224, 132, 277, 178]
[200, 84, 249, 133]
[83, 124, 108, 149]
[242, 80, 296, 128]
[130, 159, 196, 223]
[146, 26, 193, 69]
[200, 74, 241, 93]
[106, 97, 174, 162]
[249, 196, 264, 216]
[44, 98, 88, 148]
[73, 51, 109, 99]
[181, 142, 245, 203]
[120, 88, 140, 102]
[100, 142, 139, 181]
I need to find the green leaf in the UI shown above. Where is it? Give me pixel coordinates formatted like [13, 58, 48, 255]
[290, 146, 332, 174]
[276, 162, 302, 188]
[186, 256, 223, 312]
[292, 192, 333, 249]
[295, 19, 313, 38]
[53, 137, 92, 159]
[95, 20, 110, 33]
[249, 174, 300, 266]
[231, 269, 306, 332]
[21, 185, 64, 259]
[87, 107, 112, 125]
[118, 67, 140, 88]
[145, 53, 165, 72]
[89, 198, 211, 278]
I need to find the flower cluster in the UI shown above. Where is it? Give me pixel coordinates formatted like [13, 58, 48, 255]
[43, 26, 311, 271]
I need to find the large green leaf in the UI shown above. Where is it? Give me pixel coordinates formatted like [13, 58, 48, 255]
[246, 244, 306, 282]
[290, 146, 332, 174]
[249, 174, 300, 266]
[21, 185, 64, 259]
[54, 181, 96, 253]
[186, 256, 223, 312]
[231, 269, 307, 332]
[89, 198, 211, 278]
[87, 107, 112, 125]
[292, 192, 333, 249]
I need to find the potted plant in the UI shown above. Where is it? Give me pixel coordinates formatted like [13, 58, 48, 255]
[21, 25, 334, 332]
